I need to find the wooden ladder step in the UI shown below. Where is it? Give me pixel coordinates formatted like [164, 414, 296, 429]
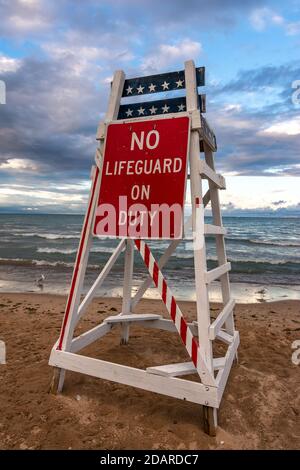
[104, 313, 162, 324]
[147, 358, 226, 377]
[209, 299, 235, 340]
[204, 224, 227, 235]
[213, 357, 226, 370]
[205, 262, 231, 284]
[199, 161, 226, 189]
[147, 362, 196, 377]
[216, 330, 234, 345]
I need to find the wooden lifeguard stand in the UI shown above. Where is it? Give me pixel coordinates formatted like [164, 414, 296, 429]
[49, 60, 239, 436]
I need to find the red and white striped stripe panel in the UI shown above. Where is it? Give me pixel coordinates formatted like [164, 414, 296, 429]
[134, 239, 199, 367]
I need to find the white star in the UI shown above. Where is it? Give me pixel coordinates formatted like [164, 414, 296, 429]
[149, 105, 157, 114]
[176, 79, 184, 88]
[177, 103, 185, 111]
[126, 85, 133, 95]
[161, 81, 169, 90]
[161, 104, 170, 113]
[125, 108, 133, 117]
[137, 85, 145, 94]
[138, 106, 145, 115]
[148, 83, 156, 92]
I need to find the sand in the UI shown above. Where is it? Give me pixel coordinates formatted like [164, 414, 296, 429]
[0, 293, 299, 450]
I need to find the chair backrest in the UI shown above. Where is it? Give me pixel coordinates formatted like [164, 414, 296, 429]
[117, 67, 205, 120]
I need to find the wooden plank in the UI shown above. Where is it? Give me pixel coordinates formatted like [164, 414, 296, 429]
[204, 143, 236, 337]
[147, 362, 196, 377]
[204, 224, 227, 235]
[104, 313, 162, 324]
[71, 323, 112, 353]
[199, 161, 226, 189]
[121, 67, 205, 97]
[49, 349, 219, 407]
[0, 340, 6, 364]
[185, 59, 215, 383]
[217, 331, 240, 401]
[120, 239, 134, 344]
[200, 115, 217, 151]
[209, 299, 235, 340]
[213, 357, 226, 370]
[106, 70, 125, 121]
[205, 262, 231, 284]
[216, 330, 234, 345]
[118, 95, 205, 120]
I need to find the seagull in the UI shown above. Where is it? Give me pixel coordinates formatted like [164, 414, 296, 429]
[36, 274, 45, 288]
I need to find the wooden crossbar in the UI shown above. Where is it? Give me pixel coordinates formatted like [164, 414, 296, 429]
[199, 161, 226, 189]
[147, 357, 226, 378]
[205, 262, 231, 284]
[209, 299, 235, 340]
[204, 224, 227, 235]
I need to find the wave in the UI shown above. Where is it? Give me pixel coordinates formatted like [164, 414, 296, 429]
[18, 233, 80, 240]
[248, 239, 300, 247]
[37, 246, 117, 255]
[37, 248, 77, 254]
[226, 237, 300, 247]
[0, 257, 98, 269]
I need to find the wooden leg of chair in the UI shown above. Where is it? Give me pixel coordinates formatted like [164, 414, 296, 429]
[203, 406, 217, 436]
[49, 367, 65, 394]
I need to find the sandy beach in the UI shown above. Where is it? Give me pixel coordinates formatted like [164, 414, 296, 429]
[0, 293, 299, 450]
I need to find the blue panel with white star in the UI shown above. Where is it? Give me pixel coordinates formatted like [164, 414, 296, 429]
[121, 67, 205, 97]
[118, 95, 204, 119]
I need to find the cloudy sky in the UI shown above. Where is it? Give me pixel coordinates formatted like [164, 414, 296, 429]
[0, 0, 299, 215]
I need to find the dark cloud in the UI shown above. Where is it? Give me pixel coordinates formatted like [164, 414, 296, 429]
[272, 200, 286, 205]
[0, 0, 298, 213]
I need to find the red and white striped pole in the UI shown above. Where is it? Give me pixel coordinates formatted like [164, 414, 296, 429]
[134, 239, 199, 368]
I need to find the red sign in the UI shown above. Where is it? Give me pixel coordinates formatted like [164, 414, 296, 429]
[93, 116, 190, 239]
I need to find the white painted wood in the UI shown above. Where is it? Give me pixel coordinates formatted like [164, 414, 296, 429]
[58, 166, 101, 354]
[0, 340, 6, 364]
[203, 143, 235, 337]
[205, 262, 231, 284]
[106, 70, 125, 121]
[96, 120, 106, 140]
[49, 62, 240, 432]
[77, 239, 125, 320]
[204, 224, 227, 235]
[49, 349, 219, 407]
[209, 299, 235, 340]
[185, 59, 215, 385]
[216, 330, 234, 345]
[105, 313, 162, 324]
[50, 67, 126, 393]
[213, 357, 226, 370]
[217, 331, 240, 401]
[199, 161, 226, 189]
[71, 322, 112, 353]
[120, 239, 134, 343]
[146, 362, 196, 377]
